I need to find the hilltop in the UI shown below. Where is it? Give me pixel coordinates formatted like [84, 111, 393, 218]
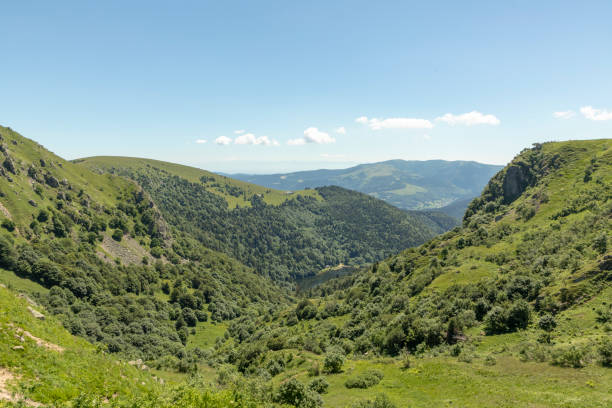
[230, 159, 503, 218]
[76, 156, 456, 282]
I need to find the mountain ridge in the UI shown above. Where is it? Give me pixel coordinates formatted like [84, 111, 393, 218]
[228, 159, 504, 218]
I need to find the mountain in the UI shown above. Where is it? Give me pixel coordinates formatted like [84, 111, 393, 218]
[76, 157, 456, 283]
[230, 160, 504, 218]
[215, 140, 612, 407]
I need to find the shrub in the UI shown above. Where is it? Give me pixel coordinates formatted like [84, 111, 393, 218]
[551, 345, 586, 368]
[507, 299, 531, 330]
[484, 306, 508, 334]
[307, 362, 320, 377]
[598, 337, 612, 367]
[308, 377, 329, 394]
[323, 350, 344, 373]
[345, 370, 384, 389]
[538, 314, 557, 332]
[1, 219, 15, 232]
[484, 354, 497, 366]
[112, 228, 123, 242]
[350, 394, 397, 408]
[275, 378, 322, 407]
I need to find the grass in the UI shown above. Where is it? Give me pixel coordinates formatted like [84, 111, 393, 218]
[270, 350, 611, 407]
[188, 321, 228, 350]
[0, 284, 156, 405]
[0, 268, 48, 296]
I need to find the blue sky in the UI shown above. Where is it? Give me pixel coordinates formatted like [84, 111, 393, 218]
[1, 1, 611, 173]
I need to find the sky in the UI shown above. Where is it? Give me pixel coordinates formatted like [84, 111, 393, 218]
[1, 1, 611, 174]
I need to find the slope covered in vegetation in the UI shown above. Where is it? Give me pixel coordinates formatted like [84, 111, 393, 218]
[214, 140, 612, 407]
[0, 125, 287, 369]
[77, 157, 455, 282]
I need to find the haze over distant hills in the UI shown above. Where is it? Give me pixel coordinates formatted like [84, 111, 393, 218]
[230, 160, 503, 219]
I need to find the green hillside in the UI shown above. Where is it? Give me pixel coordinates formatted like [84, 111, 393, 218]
[0, 125, 287, 374]
[0, 283, 259, 407]
[213, 140, 612, 407]
[230, 160, 503, 217]
[76, 156, 455, 282]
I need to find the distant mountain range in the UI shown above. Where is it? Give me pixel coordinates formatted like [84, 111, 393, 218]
[230, 160, 504, 219]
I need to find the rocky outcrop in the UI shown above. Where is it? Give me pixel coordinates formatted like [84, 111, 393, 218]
[2, 157, 17, 175]
[502, 164, 530, 204]
[44, 174, 60, 188]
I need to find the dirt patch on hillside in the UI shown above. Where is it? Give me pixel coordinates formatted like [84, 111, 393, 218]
[0, 368, 42, 407]
[98, 235, 152, 265]
[15, 327, 64, 353]
[0, 202, 11, 219]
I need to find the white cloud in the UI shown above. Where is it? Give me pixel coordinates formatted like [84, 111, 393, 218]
[234, 129, 245, 134]
[215, 136, 232, 145]
[288, 127, 335, 145]
[435, 111, 500, 126]
[195, 139, 207, 144]
[335, 126, 346, 135]
[355, 116, 433, 130]
[553, 110, 575, 119]
[234, 133, 279, 146]
[580, 106, 612, 121]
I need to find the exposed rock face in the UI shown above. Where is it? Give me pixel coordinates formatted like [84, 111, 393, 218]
[502, 164, 530, 204]
[2, 157, 16, 175]
[44, 174, 60, 188]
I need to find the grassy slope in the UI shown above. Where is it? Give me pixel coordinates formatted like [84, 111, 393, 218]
[0, 284, 154, 405]
[76, 156, 321, 208]
[0, 127, 129, 226]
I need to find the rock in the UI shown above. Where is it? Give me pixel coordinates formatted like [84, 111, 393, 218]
[3, 157, 17, 175]
[11, 140, 17, 145]
[44, 174, 60, 188]
[18, 294, 38, 306]
[27, 166, 37, 178]
[14, 334, 24, 342]
[0, 143, 6, 153]
[502, 165, 529, 204]
[60, 178, 69, 186]
[12, 345, 24, 351]
[27, 306, 45, 320]
[0, 283, 6, 288]
[39, 159, 46, 167]
[28, 200, 38, 207]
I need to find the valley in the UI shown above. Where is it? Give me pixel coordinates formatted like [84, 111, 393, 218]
[0, 125, 609, 407]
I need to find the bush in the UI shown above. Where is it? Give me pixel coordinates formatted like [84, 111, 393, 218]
[308, 377, 329, 394]
[345, 370, 384, 389]
[551, 345, 586, 368]
[484, 306, 508, 334]
[275, 378, 322, 407]
[323, 350, 344, 373]
[350, 394, 397, 408]
[538, 314, 557, 332]
[112, 228, 123, 242]
[1, 219, 15, 232]
[598, 337, 612, 367]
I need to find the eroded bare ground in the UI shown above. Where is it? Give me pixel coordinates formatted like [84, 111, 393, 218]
[15, 327, 64, 353]
[0, 368, 42, 407]
[98, 234, 152, 265]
